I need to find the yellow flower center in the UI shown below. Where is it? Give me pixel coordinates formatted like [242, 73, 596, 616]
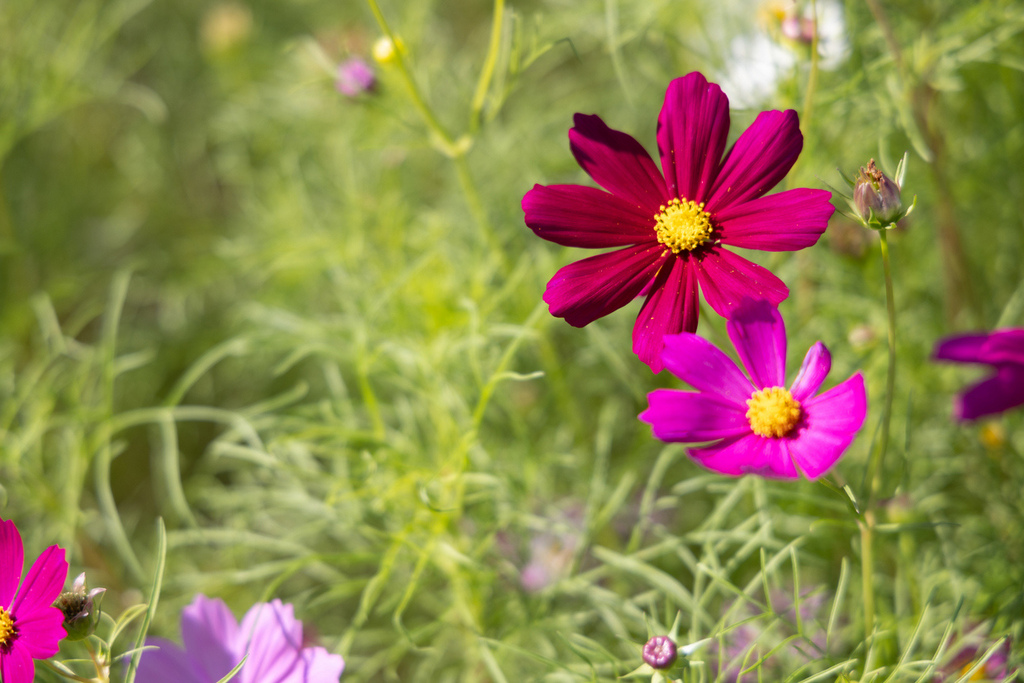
[0, 607, 16, 646]
[653, 198, 714, 253]
[746, 387, 802, 438]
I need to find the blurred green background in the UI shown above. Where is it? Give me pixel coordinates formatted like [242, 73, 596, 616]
[1, 0, 1023, 680]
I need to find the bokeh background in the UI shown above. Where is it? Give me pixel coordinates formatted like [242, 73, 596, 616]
[1, 0, 1023, 680]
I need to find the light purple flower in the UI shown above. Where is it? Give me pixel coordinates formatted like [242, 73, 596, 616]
[523, 71, 834, 371]
[932, 329, 1024, 421]
[138, 595, 344, 683]
[639, 298, 866, 479]
[336, 57, 375, 97]
[0, 518, 69, 683]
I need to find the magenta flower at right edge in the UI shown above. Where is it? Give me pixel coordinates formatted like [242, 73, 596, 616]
[138, 595, 344, 683]
[932, 328, 1024, 420]
[639, 299, 867, 478]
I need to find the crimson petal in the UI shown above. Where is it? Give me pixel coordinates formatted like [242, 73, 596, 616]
[956, 366, 1024, 421]
[523, 184, 657, 248]
[716, 188, 833, 251]
[544, 243, 665, 328]
[694, 248, 788, 318]
[632, 256, 700, 372]
[569, 114, 669, 214]
[705, 109, 803, 213]
[657, 72, 731, 203]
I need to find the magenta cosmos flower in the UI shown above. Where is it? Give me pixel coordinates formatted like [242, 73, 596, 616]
[523, 71, 834, 371]
[932, 329, 1024, 421]
[0, 518, 69, 683]
[639, 299, 866, 478]
[138, 595, 344, 683]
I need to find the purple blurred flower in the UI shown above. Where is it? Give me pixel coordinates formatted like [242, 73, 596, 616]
[640, 298, 866, 479]
[522, 71, 834, 371]
[336, 57, 375, 97]
[933, 329, 1024, 421]
[138, 595, 344, 682]
[940, 635, 1015, 682]
[0, 518, 69, 683]
[520, 508, 582, 593]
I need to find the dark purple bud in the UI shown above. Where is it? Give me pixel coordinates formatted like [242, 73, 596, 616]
[643, 635, 678, 670]
[854, 159, 903, 225]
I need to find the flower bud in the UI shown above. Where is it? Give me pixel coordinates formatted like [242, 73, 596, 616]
[336, 57, 375, 97]
[854, 159, 902, 225]
[54, 573, 105, 641]
[643, 635, 678, 670]
[372, 36, 402, 65]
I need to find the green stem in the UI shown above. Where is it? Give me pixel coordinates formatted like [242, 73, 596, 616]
[453, 154, 506, 273]
[469, 0, 505, 133]
[865, 229, 897, 504]
[859, 510, 877, 672]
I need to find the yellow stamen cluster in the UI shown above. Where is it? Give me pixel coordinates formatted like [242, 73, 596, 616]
[746, 387, 802, 438]
[0, 607, 16, 646]
[653, 198, 714, 253]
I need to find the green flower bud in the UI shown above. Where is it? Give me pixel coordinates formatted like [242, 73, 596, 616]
[54, 573, 105, 641]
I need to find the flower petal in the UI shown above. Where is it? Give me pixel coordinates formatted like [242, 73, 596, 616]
[694, 248, 789, 317]
[239, 600, 304, 683]
[932, 334, 990, 363]
[523, 184, 658, 247]
[688, 433, 774, 477]
[6, 604, 66, 658]
[0, 639, 36, 683]
[657, 72, 731, 203]
[569, 114, 669, 213]
[791, 373, 867, 478]
[9, 545, 66, 618]
[716, 188, 833, 251]
[0, 519, 24, 607]
[955, 366, 1024, 421]
[181, 595, 241, 680]
[726, 298, 786, 388]
[137, 638, 205, 683]
[640, 389, 751, 442]
[660, 332, 754, 403]
[286, 646, 345, 683]
[632, 255, 700, 372]
[544, 243, 665, 327]
[705, 109, 803, 213]
[790, 342, 832, 402]
[978, 329, 1024, 365]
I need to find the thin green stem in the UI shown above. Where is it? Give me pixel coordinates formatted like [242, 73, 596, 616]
[453, 154, 507, 273]
[859, 511, 877, 673]
[364, 0, 459, 155]
[469, 0, 505, 133]
[865, 229, 897, 505]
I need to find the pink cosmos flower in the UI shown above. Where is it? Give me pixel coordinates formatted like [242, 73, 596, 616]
[932, 329, 1024, 421]
[336, 57, 375, 97]
[523, 71, 834, 371]
[138, 595, 344, 683]
[639, 299, 866, 478]
[0, 518, 69, 683]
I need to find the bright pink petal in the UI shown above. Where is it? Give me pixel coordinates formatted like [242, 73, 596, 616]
[569, 114, 670, 213]
[657, 72, 731, 203]
[715, 188, 833, 251]
[705, 109, 803, 213]
[726, 298, 786, 388]
[955, 366, 1024, 421]
[761, 437, 800, 479]
[790, 342, 831, 402]
[0, 639, 36, 683]
[7, 606, 66, 658]
[932, 334, 990, 363]
[523, 184, 657, 248]
[640, 390, 751, 442]
[791, 373, 867, 478]
[694, 248, 788, 317]
[544, 243, 666, 327]
[0, 519, 24, 607]
[9, 545, 66, 617]
[137, 638, 205, 683]
[688, 433, 769, 477]
[632, 256, 700, 372]
[181, 595, 241, 680]
[660, 333, 755, 403]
